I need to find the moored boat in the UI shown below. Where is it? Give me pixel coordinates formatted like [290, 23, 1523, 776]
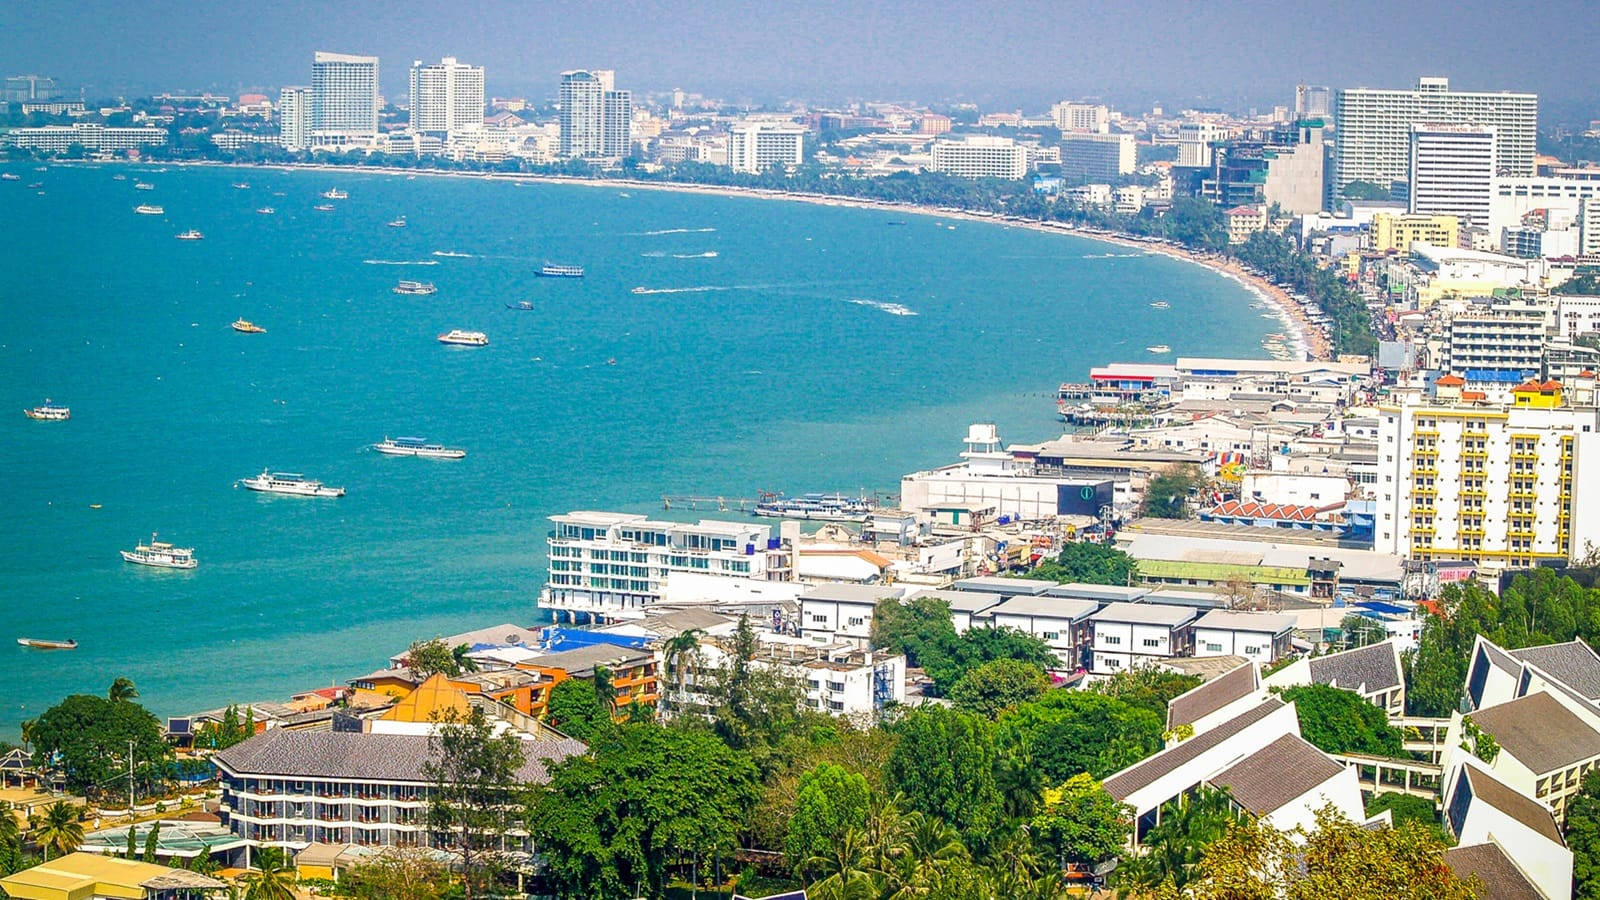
[387, 216, 406, 228]
[256, 207, 275, 215]
[239, 470, 346, 497]
[314, 203, 335, 211]
[0, 173, 19, 181]
[505, 301, 535, 311]
[175, 229, 204, 240]
[134, 204, 163, 215]
[121, 533, 198, 569]
[1150, 300, 1171, 309]
[438, 329, 489, 347]
[393, 280, 437, 296]
[538, 263, 584, 278]
[373, 436, 467, 459]
[17, 638, 77, 650]
[134, 182, 154, 190]
[232, 182, 250, 189]
[754, 491, 879, 522]
[231, 319, 266, 334]
[321, 188, 348, 199]
[23, 400, 70, 421]
[1146, 344, 1172, 354]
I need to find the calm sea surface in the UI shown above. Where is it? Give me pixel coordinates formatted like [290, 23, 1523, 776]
[0, 163, 1271, 730]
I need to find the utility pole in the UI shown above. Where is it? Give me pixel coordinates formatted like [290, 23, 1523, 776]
[128, 739, 134, 813]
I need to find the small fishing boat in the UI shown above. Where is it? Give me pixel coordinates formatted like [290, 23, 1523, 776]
[232, 182, 251, 189]
[1149, 300, 1170, 309]
[134, 204, 163, 215]
[24, 400, 70, 421]
[121, 533, 198, 569]
[314, 203, 335, 211]
[438, 329, 489, 347]
[232, 319, 266, 334]
[1146, 344, 1172, 354]
[321, 188, 348, 200]
[394, 280, 437, 296]
[387, 216, 407, 228]
[0, 173, 20, 181]
[505, 301, 535, 311]
[256, 207, 276, 215]
[17, 638, 77, 650]
[134, 182, 155, 190]
[175, 229, 204, 240]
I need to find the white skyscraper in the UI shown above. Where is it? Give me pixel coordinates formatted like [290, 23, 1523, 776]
[930, 136, 1028, 180]
[560, 69, 630, 159]
[728, 121, 806, 173]
[278, 86, 312, 152]
[409, 57, 484, 138]
[1333, 76, 1535, 199]
[1177, 121, 1224, 168]
[1409, 124, 1496, 227]
[311, 51, 379, 139]
[1050, 102, 1110, 134]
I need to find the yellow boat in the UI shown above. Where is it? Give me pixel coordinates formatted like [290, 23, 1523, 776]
[232, 319, 266, 334]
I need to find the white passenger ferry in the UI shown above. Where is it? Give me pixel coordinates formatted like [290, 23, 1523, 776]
[175, 229, 204, 240]
[393, 280, 437, 296]
[373, 436, 467, 459]
[23, 400, 70, 421]
[437, 329, 488, 347]
[238, 470, 346, 497]
[134, 204, 163, 215]
[121, 534, 198, 569]
[321, 188, 348, 199]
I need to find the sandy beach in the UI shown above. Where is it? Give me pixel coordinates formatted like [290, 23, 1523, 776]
[147, 159, 1332, 361]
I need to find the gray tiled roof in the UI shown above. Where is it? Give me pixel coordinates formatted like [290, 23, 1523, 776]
[904, 589, 1001, 615]
[1089, 601, 1197, 628]
[1469, 691, 1600, 776]
[212, 729, 585, 785]
[1206, 733, 1344, 816]
[1480, 640, 1522, 678]
[952, 576, 1055, 595]
[1443, 841, 1545, 900]
[1307, 640, 1401, 694]
[1510, 640, 1600, 701]
[1455, 765, 1564, 845]
[1104, 697, 1285, 801]
[1193, 609, 1297, 635]
[1167, 661, 1258, 730]
[986, 594, 1098, 622]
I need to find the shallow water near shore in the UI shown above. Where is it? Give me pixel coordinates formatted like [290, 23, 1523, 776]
[0, 162, 1271, 731]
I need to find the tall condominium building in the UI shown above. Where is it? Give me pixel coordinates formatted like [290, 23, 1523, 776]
[1178, 121, 1224, 168]
[1409, 124, 1496, 227]
[311, 51, 379, 138]
[1204, 121, 1325, 215]
[728, 121, 805, 173]
[1439, 303, 1550, 384]
[278, 86, 312, 152]
[3, 74, 60, 103]
[408, 57, 484, 137]
[930, 136, 1028, 180]
[1376, 380, 1600, 572]
[1294, 84, 1332, 120]
[1490, 172, 1600, 237]
[1060, 133, 1136, 181]
[1051, 102, 1110, 134]
[540, 511, 792, 623]
[1333, 76, 1536, 199]
[602, 89, 633, 157]
[558, 70, 630, 158]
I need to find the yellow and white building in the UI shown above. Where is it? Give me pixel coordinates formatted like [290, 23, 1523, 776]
[1372, 212, 1459, 254]
[1377, 379, 1600, 571]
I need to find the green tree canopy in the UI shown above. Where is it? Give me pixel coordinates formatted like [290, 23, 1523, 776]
[1282, 684, 1404, 757]
[1142, 465, 1206, 519]
[1089, 666, 1203, 720]
[29, 693, 172, 798]
[403, 638, 474, 678]
[785, 762, 871, 874]
[529, 723, 761, 899]
[1030, 773, 1132, 869]
[999, 690, 1164, 782]
[545, 677, 612, 742]
[871, 595, 1057, 693]
[1567, 769, 1600, 899]
[422, 707, 527, 900]
[948, 658, 1052, 717]
[884, 706, 1004, 844]
[1027, 541, 1139, 586]
[1341, 180, 1391, 201]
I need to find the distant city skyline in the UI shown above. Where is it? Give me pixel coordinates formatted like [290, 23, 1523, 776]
[2, 0, 1599, 119]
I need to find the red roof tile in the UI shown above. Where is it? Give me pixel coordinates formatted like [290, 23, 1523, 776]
[1436, 375, 1465, 386]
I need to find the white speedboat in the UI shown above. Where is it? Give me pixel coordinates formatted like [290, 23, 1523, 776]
[321, 188, 348, 199]
[175, 229, 204, 240]
[17, 638, 77, 650]
[386, 216, 406, 228]
[1146, 344, 1172, 354]
[438, 329, 488, 347]
[373, 436, 467, 459]
[134, 204, 163, 215]
[232, 182, 250, 189]
[134, 182, 154, 190]
[24, 400, 70, 421]
[314, 203, 335, 211]
[1149, 300, 1170, 309]
[121, 534, 198, 569]
[256, 207, 275, 215]
[0, 173, 20, 182]
[239, 470, 346, 497]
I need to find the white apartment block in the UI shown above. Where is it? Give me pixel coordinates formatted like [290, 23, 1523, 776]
[1051, 101, 1109, 134]
[1178, 121, 1224, 168]
[602, 89, 632, 158]
[1087, 602, 1196, 675]
[930, 136, 1027, 180]
[1375, 384, 1600, 571]
[559, 70, 604, 158]
[541, 511, 786, 623]
[728, 121, 805, 174]
[1334, 77, 1536, 197]
[278, 86, 311, 152]
[1061, 132, 1136, 181]
[1490, 173, 1600, 239]
[311, 51, 379, 138]
[798, 584, 906, 647]
[1192, 610, 1296, 664]
[409, 57, 484, 137]
[5, 123, 166, 153]
[1409, 124, 1495, 227]
[1439, 305, 1549, 383]
[986, 594, 1096, 670]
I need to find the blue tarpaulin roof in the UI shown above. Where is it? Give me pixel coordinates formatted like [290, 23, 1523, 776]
[536, 626, 650, 652]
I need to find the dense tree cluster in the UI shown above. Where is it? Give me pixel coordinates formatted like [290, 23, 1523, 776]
[1026, 541, 1139, 586]
[870, 595, 1057, 693]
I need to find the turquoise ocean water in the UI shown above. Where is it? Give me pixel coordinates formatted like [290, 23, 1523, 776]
[0, 164, 1271, 731]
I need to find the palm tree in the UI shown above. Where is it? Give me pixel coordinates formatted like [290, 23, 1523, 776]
[1118, 787, 1243, 893]
[660, 628, 705, 715]
[858, 791, 908, 877]
[592, 665, 616, 714]
[244, 846, 297, 900]
[35, 800, 83, 860]
[108, 677, 139, 703]
[449, 643, 479, 674]
[803, 828, 876, 900]
[896, 811, 967, 889]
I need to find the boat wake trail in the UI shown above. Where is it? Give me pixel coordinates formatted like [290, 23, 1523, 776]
[632, 227, 717, 236]
[631, 285, 733, 295]
[846, 298, 917, 317]
[672, 251, 719, 259]
[640, 250, 668, 258]
[363, 259, 440, 266]
[431, 250, 477, 258]
[1082, 251, 1147, 259]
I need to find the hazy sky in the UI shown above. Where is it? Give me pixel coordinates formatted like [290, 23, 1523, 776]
[4, 0, 1597, 116]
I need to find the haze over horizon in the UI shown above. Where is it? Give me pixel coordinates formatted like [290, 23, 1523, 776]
[3, 0, 1599, 116]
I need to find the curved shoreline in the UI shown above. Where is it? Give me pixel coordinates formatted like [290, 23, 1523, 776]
[134, 159, 1329, 362]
